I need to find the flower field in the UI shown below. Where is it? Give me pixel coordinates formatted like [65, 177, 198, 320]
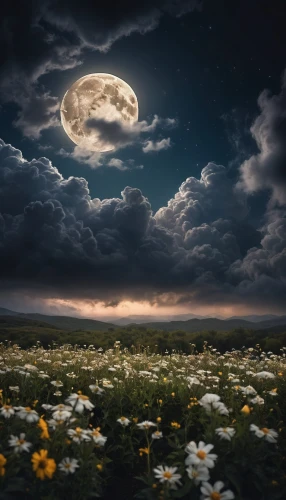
[0, 341, 285, 500]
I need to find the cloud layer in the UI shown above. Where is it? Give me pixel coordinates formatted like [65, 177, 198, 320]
[0, 93, 285, 311]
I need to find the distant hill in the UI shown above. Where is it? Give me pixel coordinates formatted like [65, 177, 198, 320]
[0, 305, 285, 333]
[0, 308, 116, 331]
[127, 316, 286, 332]
[228, 314, 281, 322]
[0, 315, 58, 329]
[112, 313, 218, 325]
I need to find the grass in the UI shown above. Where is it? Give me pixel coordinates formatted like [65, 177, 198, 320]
[0, 340, 285, 500]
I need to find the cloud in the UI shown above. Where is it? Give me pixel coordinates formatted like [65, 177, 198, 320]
[57, 147, 103, 169]
[12, 88, 61, 140]
[41, 0, 202, 52]
[107, 158, 144, 171]
[85, 115, 177, 151]
[0, 0, 200, 139]
[237, 69, 286, 206]
[142, 137, 171, 153]
[0, 136, 285, 312]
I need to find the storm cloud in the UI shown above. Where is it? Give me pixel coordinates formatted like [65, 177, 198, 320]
[237, 69, 286, 206]
[0, 134, 285, 311]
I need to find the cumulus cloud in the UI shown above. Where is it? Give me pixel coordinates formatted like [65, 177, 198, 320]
[85, 115, 177, 151]
[0, 137, 285, 311]
[237, 69, 286, 206]
[0, 0, 200, 139]
[142, 138, 171, 153]
[57, 146, 103, 169]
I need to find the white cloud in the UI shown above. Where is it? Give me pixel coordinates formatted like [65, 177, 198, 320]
[142, 137, 171, 153]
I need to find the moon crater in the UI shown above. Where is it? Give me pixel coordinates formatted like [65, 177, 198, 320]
[60, 73, 139, 152]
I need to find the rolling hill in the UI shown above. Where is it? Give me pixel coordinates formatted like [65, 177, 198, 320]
[0, 308, 116, 331]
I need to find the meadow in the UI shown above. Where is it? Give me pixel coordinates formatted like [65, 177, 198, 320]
[0, 340, 285, 500]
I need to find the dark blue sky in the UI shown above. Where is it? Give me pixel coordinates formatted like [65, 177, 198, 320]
[0, 0, 286, 318]
[1, 1, 284, 213]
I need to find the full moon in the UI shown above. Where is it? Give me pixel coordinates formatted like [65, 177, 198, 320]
[60, 73, 139, 152]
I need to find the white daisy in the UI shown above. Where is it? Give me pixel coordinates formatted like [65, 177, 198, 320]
[200, 481, 234, 500]
[215, 427, 236, 441]
[241, 385, 257, 396]
[52, 409, 72, 421]
[268, 389, 278, 396]
[153, 465, 182, 490]
[65, 393, 94, 413]
[136, 420, 157, 430]
[87, 428, 107, 446]
[89, 385, 105, 395]
[8, 433, 32, 453]
[0, 404, 15, 418]
[250, 424, 278, 443]
[152, 431, 163, 439]
[59, 457, 79, 474]
[254, 371, 275, 379]
[250, 396, 264, 405]
[186, 464, 210, 485]
[17, 406, 39, 423]
[185, 441, 218, 469]
[50, 380, 64, 387]
[67, 427, 91, 443]
[117, 416, 130, 427]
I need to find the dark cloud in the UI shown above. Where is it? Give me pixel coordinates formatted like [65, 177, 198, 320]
[0, 0, 200, 139]
[237, 70, 286, 206]
[84, 115, 176, 151]
[0, 137, 285, 311]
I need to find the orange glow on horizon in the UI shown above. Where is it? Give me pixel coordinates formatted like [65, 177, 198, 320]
[39, 297, 278, 320]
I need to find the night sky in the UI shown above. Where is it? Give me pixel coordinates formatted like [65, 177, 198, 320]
[0, 0, 286, 319]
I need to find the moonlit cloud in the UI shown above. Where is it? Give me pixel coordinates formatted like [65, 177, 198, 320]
[142, 137, 171, 153]
[107, 158, 144, 171]
[237, 69, 286, 206]
[85, 115, 177, 151]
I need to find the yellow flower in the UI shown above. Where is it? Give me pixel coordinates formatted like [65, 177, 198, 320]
[139, 447, 150, 456]
[241, 405, 251, 415]
[96, 464, 103, 471]
[31, 450, 56, 480]
[171, 392, 175, 397]
[171, 421, 181, 429]
[38, 418, 50, 440]
[278, 372, 283, 377]
[156, 417, 162, 423]
[0, 454, 7, 476]
[132, 417, 138, 423]
[158, 399, 163, 405]
[218, 372, 223, 376]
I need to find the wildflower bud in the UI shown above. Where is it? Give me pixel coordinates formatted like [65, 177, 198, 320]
[158, 399, 163, 405]
[156, 417, 162, 423]
[152, 484, 157, 489]
[171, 392, 175, 397]
[96, 464, 103, 471]
[241, 405, 251, 415]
